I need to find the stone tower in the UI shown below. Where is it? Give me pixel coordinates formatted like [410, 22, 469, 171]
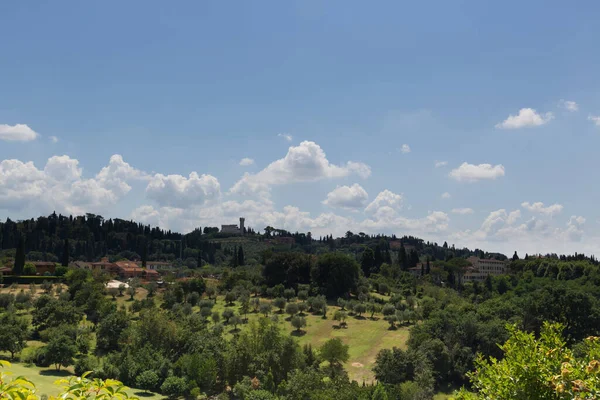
[239, 217, 245, 235]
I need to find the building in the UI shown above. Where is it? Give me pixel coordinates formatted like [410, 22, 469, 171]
[460, 257, 509, 283]
[114, 261, 145, 279]
[31, 261, 57, 275]
[146, 261, 175, 271]
[408, 264, 427, 278]
[91, 258, 120, 275]
[221, 217, 245, 235]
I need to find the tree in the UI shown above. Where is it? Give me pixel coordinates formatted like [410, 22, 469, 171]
[284, 288, 296, 300]
[237, 246, 245, 266]
[118, 283, 126, 296]
[222, 308, 234, 324]
[320, 338, 349, 377]
[108, 287, 118, 299]
[231, 315, 243, 331]
[273, 297, 287, 313]
[13, 236, 25, 275]
[62, 239, 70, 267]
[160, 376, 187, 399]
[127, 286, 137, 301]
[259, 303, 272, 317]
[354, 303, 367, 317]
[146, 281, 157, 297]
[333, 310, 348, 328]
[368, 302, 381, 319]
[225, 291, 237, 306]
[45, 334, 77, 371]
[311, 253, 360, 299]
[0, 313, 28, 359]
[291, 316, 307, 333]
[286, 302, 299, 318]
[96, 310, 129, 354]
[398, 244, 407, 271]
[361, 248, 375, 277]
[455, 322, 600, 400]
[136, 370, 159, 393]
[141, 240, 148, 268]
[512, 251, 519, 261]
[297, 302, 308, 315]
[372, 384, 389, 400]
[200, 306, 212, 320]
[206, 286, 216, 300]
[211, 311, 221, 324]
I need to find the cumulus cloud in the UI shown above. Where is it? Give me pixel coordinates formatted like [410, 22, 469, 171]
[0, 154, 147, 215]
[278, 133, 293, 141]
[146, 172, 221, 208]
[435, 161, 447, 168]
[588, 115, 600, 127]
[364, 190, 403, 214]
[449, 162, 505, 182]
[495, 108, 554, 129]
[565, 216, 585, 241]
[559, 100, 578, 112]
[521, 201, 563, 217]
[239, 158, 255, 166]
[0, 124, 39, 142]
[322, 184, 369, 209]
[230, 141, 371, 198]
[49, 136, 59, 143]
[400, 144, 411, 154]
[452, 208, 474, 215]
[441, 192, 451, 199]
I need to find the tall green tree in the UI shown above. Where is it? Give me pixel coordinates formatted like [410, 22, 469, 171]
[361, 248, 375, 277]
[237, 246, 245, 266]
[0, 313, 28, 359]
[398, 244, 407, 271]
[13, 236, 25, 275]
[62, 238, 70, 267]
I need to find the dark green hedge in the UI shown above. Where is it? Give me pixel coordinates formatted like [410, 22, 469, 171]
[1, 275, 63, 284]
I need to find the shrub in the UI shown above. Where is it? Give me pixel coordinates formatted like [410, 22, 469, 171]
[160, 376, 188, 398]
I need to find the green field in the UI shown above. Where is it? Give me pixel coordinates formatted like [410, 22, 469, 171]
[209, 295, 410, 383]
[2, 362, 163, 399]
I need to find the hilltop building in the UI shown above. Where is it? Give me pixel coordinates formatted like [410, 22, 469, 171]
[460, 256, 509, 283]
[221, 217, 245, 235]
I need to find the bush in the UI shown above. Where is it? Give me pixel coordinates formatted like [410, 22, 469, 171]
[74, 355, 99, 376]
[136, 370, 160, 393]
[160, 376, 188, 398]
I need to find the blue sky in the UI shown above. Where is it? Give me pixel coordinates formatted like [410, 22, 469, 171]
[1, 1, 600, 256]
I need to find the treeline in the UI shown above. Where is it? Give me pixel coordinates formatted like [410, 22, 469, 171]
[0, 213, 221, 264]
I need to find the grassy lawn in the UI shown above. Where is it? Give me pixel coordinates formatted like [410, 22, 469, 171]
[3, 362, 163, 399]
[209, 295, 411, 383]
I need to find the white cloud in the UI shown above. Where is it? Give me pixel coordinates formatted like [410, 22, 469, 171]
[146, 172, 221, 208]
[449, 162, 505, 182]
[400, 144, 411, 154]
[521, 201, 563, 217]
[278, 133, 293, 141]
[239, 158, 255, 166]
[435, 161, 447, 168]
[565, 216, 586, 241]
[441, 192, 451, 199]
[230, 141, 371, 198]
[364, 190, 403, 214]
[322, 184, 369, 209]
[0, 124, 39, 142]
[0, 154, 147, 215]
[452, 208, 474, 215]
[495, 108, 554, 129]
[44, 155, 82, 182]
[559, 100, 578, 112]
[49, 136, 59, 143]
[588, 115, 600, 127]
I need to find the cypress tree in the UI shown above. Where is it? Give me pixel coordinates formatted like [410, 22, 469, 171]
[141, 239, 147, 268]
[237, 246, 245, 266]
[62, 238, 70, 267]
[14, 236, 25, 275]
[398, 244, 407, 271]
